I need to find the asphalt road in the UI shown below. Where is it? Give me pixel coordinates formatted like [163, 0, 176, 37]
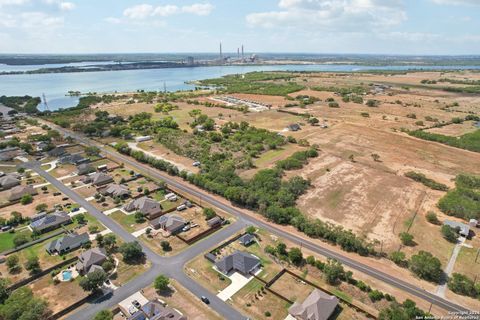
[43, 123, 474, 315]
[25, 162, 248, 320]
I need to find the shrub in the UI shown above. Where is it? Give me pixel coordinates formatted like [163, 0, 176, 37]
[426, 212, 439, 224]
[389, 251, 407, 266]
[441, 225, 458, 243]
[409, 251, 442, 283]
[154, 275, 170, 291]
[399, 232, 415, 246]
[368, 289, 384, 302]
[448, 273, 477, 297]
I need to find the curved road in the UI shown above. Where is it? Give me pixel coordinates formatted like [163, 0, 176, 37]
[39, 122, 473, 316]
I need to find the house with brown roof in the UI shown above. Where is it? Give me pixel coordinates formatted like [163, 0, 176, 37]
[8, 185, 38, 202]
[82, 172, 114, 186]
[0, 174, 21, 190]
[288, 289, 339, 320]
[75, 247, 108, 274]
[150, 214, 185, 234]
[100, 184, 131, 198]
[124, 196, 163, 219]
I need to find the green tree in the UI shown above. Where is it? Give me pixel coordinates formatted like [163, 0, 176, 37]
[75, 214, 87, 225]
[154, 275, 170, 291]
[0, 278, 10, 304]
[0, 287, 50, 320]
[79, 269, 107, 292]
[276, 242, 287, 256]
[441, 225, 458, 243]
[93, 310, 113, 320]
[448, 273, 477, 297]
[103, 234, 117, 253]
[20, 194, 33, 205]
[288, 247, 303, 266]
[203, 208, 216, 220]
[160, 241, 171, 252]
[6, 255, 21, 274]
[426, 212, 439, 224]
[119, 241, 144, 263]
[399, 232, 415, 246]
[101, 261, 114, 273]
[24, 256, 41, 275]
[323, 259, 345, 285]
[389, 251, 407, 266]
[409, 251, 443, 283]
[245, 226, 256, 234]
[134, 211, 145, 223]
[13, 234, 29, 247]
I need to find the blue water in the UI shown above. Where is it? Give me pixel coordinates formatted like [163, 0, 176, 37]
[62, 270, 73, 281]
[1, 64, 479, 111]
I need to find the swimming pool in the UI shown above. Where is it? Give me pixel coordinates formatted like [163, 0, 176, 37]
[62, 270, 73, 281]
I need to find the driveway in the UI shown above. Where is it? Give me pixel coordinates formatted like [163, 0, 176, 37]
[118, 291, 149, 315]
[217, 270, 259, 302]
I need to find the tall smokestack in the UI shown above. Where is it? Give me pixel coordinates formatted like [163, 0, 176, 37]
[237, 48, 240, 59]
[241, 45, 244, 60]
[220, 42, 223, 59]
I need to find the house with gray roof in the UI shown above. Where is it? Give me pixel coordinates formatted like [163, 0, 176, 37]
[239, 233, 255, 246]
[0, 174, 20, 190]
[82, 172, 114, 186]
[29, 211, 72, 233]
[76, 247, 108, 274]
[59, 153, 89, 165]
[125, 196, 163, 219]
[215, 250, 261, 276]
[0, 148, 20, 161]
[127, 300, 186, 320]
[150, 214, 185, 234]
[76, 163, 95, 175]
[46, 232, 89, 255]
[288, 289, 339, 320]
[444, 220, 471, 238]
[47, 146, 66, 157]
[8, 185, 38, 202]
[101, 184, 131, 198]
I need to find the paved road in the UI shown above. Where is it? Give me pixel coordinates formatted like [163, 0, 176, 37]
[44, 123, 474, 314]
[24, 162, 247, 320]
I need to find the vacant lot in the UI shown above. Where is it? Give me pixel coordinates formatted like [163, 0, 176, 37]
[426, 121, 478, 137]
[29, 275, 88, 314]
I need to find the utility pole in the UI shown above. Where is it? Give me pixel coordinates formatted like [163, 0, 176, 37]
[42, 93, 49, 112]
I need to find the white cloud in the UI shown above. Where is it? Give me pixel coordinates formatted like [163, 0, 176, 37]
[0, 0, 29, 6]
[246, 0, 406, 31]
[430, 0, 480, 5]
[104, 17, 122, 24]
[123, 2, 214, 19]
[59, 2, 75, 11]
[181, 3, 214, 16]
[123, 4, 154, 19]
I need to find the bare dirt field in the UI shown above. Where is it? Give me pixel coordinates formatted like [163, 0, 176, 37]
[426, 121, 478, 136]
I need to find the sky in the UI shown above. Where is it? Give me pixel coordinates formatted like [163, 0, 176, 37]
[0, 0, 479, 55]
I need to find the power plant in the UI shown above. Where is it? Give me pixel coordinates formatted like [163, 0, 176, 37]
[182, 43, 258, 66]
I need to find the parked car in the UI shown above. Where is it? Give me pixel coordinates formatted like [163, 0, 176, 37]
[176, 204, 187, 211]
[182, 225, 190, 232]
[71, 207, 80, 212]
[200, 296, 210, 304]
[1, 225, 12, 232]
[193, 161, 201, 167]
[132, 300, 141, 309]
[53, 192, 61, 196]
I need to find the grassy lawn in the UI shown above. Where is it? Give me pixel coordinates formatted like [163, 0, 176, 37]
[109, 210, 145, 233]
[160, 197, 183, 212]
[83, 213, 106, 232]
[453, 246, 480, 280]
[152, 190, 166, 202]
[111, 255, 150, 286]
[0, 229, 33, 252]
[185, 258, 232, 293]
[230, 278, 291, 320]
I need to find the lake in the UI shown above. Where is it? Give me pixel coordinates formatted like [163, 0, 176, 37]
[1, 64, 479, 111]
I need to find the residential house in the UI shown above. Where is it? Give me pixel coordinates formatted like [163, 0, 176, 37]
[288, 289, 339, 320]
[75, 247, 108, 274]
[215, 250, 261, 276]
[59, 153, 89, 165]
[46, 232, 89, 255]
[134, 135, 152, 143]
[239, 233, 255, 246]
[8, 185, 38, 201]
[82, 172, 114, 186]
[150, 214, 185, 234]
[29, 211, 72, 233]
[128, 300, 186, 320]
[101, 184, 131, 198]
[207, 216, 222, 228]
[77, 163, 95, 175]
[0, 174, 20, 190]
[47, 146, 66, 157]
[125, 196, 163, 220]
[444, 220, 471, 238]
[286, 123, 301, 131]
[0, 148, 20, 161]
